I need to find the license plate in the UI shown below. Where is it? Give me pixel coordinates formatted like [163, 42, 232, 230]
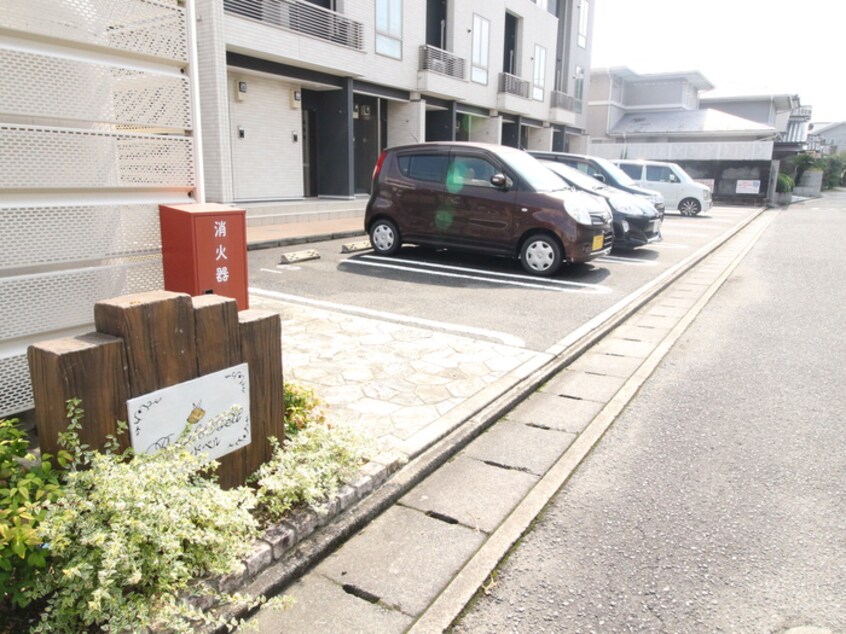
[592, 234, 604, 250]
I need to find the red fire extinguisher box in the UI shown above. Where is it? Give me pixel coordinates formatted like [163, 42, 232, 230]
[159, 203, 249, 310]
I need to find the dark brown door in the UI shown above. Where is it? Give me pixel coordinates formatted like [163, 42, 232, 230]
[444, 151, 517, 253]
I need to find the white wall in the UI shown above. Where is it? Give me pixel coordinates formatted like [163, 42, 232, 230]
[0, 0, 197, 415]
[228, 73, 304, 200]
[388, 100, 426, 147]
[589, 140, 775, 161]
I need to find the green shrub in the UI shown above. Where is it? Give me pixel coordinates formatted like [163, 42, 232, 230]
[776, 173, 794, 193]
[252, 422, 370, 524]
[25, 403, 261, 634]
[822, 153, 846, 189]
[284, 382, 326, 437]
[0, 418, 66, 612]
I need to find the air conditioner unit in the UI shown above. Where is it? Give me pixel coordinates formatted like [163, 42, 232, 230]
[429, 58, 447, 74]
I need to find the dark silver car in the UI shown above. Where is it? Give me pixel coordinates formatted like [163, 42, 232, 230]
[541, 160, 663, 250]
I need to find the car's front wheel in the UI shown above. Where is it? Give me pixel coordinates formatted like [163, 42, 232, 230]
[679, 198, 702, 216]
[520, 234, 562, 276]
[369, 218, 401, 255]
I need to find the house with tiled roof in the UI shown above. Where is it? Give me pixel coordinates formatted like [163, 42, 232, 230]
[808, 121, 846, 155]
[586, 67, 807, 205]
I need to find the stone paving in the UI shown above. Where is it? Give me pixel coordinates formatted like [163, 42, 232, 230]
[249, 295, 541, 460]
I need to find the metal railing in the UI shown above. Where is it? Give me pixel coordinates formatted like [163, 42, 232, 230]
[419, 45, 465, 80]
[498, 72, 529, 98]
[790, 105, 813, 120]
[224, 0, 363, 50]
[551, 90, 582, 113]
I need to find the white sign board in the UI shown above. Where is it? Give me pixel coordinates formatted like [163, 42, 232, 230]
[736, 180, 761, 194]
[127, 363, 251, 460]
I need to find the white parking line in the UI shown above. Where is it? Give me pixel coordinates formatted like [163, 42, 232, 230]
[247, 287, 527, 348]
[260, 266, 301, 273]
[354, 255, 613, 294]
[650, 242, 690, 250]
[660, 230, 710, 238]
[597, 255, 658, 266]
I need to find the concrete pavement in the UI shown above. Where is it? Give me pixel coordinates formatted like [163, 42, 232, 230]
[197, 201, 784, 630]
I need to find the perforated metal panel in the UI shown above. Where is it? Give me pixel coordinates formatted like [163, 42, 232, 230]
[0, 0, 187, 63]
[1, 126, 195, 190]
[0, 50, 192, 131]
[0, 258, 164, 340]
[0, 204, 162, 271]
[0, 355, 34, 418]
[0, 0, 197, 416]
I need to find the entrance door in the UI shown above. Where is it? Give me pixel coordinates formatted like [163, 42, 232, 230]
[354, 95, 380, 194]
[302, 109, 318, 197]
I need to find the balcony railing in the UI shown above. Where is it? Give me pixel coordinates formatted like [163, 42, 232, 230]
[790, 105, 813, 120]
[224, 0, 363, 50]
[419, 45, 465, 80]
[498, 73, 529, 98]
[551, 90, 582, 114]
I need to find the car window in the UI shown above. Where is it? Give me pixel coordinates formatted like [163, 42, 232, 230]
[617, 163, 642, 180]
[448, 155, 499, 190]
[541, 161, 598, 192]
[497, 149, 566, 192]
[562, 159, 589, 175]
[591, 157, 637, 186]
[397, 153, 449, 183]
[646, 165, 675, 182]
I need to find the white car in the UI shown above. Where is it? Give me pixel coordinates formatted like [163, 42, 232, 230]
[614, 159, 712, 216]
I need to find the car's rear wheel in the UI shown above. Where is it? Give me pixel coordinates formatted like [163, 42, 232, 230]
[370, 218, 401, 255]
[520, 234, 562, 276]
[679, 198, 702, 216]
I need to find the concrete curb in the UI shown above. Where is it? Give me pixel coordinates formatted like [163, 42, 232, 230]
[247, 230, 366, 251]
[210, 208, 767, 629]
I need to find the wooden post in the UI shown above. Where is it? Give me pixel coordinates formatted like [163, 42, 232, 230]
[192, 294, 246, 489]
[239, 309, 285, 475]
[192, 295, 242, 374]
[28, 333, 130, 457]
[94, 290, 198, 397]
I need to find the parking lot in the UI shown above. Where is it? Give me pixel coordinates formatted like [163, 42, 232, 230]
[248, 205, 761, 353]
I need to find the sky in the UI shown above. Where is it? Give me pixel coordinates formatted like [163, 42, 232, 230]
[589, 0, 845, 122]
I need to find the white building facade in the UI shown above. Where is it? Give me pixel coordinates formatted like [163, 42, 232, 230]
[196, 0, 595, 203]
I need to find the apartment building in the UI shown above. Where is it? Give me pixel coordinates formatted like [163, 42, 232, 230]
[195, 0, 594, 204]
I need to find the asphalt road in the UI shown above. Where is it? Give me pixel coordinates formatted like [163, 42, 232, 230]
[451, 192, 846, 633]
[248, 206, 760, 351]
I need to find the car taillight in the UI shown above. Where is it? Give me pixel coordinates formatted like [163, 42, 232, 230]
[372, 151, 387, 182]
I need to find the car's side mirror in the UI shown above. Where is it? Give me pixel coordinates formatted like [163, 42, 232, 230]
[593, 173, 606, 183]
[491, 173, 511, 190]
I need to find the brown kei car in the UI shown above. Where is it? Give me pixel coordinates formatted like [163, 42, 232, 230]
[364, 142, 614, 276]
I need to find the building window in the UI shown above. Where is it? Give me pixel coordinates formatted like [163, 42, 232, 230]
[532, 44, 546, 101]
[376, 0, 402, 59]
[573, 66, 585, 112]
[471, 14, 490, 84]
[574, 65, 585, 100]
[578, 0, 590, 48]
[533, 0, 558, 14]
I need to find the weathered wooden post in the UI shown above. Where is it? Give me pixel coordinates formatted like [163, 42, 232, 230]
[27, 290, 285, 488]
[28, 333, 130, 457]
